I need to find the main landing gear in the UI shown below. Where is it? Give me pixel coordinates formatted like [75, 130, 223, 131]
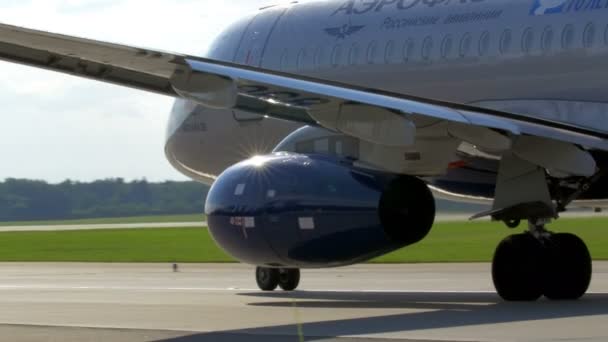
[492, 219, 592, 301]
[255, 267, 301, 291]
[481, 150, 599, 301]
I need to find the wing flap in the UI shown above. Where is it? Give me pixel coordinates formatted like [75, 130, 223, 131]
[182, 59, 608, 151]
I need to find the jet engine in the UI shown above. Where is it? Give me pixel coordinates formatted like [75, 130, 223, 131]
[205, 153, 435, 268]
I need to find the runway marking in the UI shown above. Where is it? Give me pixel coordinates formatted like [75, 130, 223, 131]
[0, 285, 258, 291]
[0, 284, 604, 297]
[0, 285, 496, 293]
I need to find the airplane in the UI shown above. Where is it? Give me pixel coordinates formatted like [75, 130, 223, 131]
[0, 0, 607, 302]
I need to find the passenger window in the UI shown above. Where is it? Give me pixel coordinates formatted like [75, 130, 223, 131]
[460, 33, 472, 57]
[349, 43, 360, 65]
[403, 39, 415, 62]
[583, 22, 596, 48]
[478, 31, 490, 56]
[280, 50, 289, 71]
[314, 47, 324, 68]
[522, 27, 534, 54]
[331, 45, 343, 67]
[441, 35, 453, 59]
[562, 24, 575, 50]
[367, 41, 378, 64]
[541, 26, 554, 52]
[384, 40, 396, 64]
[296, 48, 307, 70]
[422, 36, 433, 60]
[499, 29, 512, 54]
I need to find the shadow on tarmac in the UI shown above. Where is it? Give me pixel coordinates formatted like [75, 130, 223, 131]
[155, 291, 608, 342]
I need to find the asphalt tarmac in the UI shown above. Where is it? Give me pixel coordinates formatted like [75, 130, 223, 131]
[0, 215, 485, 232]
[0, 262, 606, 341]
[1, 211, 606, 232]
[0, 222, 206, 232]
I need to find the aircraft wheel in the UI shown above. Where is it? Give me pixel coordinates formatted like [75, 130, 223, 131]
[256, 267, 279, 291]
[278, 268, 300, 291]
[544, 233, 592, 300]
[504, 219, 521, 229]
[492, 233, 543, 301]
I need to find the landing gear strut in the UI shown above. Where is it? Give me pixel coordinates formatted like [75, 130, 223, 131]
[492, 219, 592, 301]
[255, 267, 300, 291]
[484, 151, 598, 301]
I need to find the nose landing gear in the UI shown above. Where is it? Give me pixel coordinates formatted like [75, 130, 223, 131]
[255, 267, 301, 291]
[492, 220, 592, 301]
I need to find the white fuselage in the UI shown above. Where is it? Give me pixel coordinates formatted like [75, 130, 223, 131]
[165, 0, 608, 186]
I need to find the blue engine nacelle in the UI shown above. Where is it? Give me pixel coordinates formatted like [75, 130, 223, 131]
[205, 153, 435, 268]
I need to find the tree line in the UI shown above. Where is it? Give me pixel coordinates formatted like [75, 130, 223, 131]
[0, 178, 488, 222]
[0, 179, 209, 222]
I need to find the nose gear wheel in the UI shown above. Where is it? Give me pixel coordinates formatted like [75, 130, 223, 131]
[278, 268, 301, 291]
[256, 267, 279, 291]
[256, 267, 301, 292]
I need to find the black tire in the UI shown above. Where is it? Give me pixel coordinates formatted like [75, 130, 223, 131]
[256, 267, 279, 291]
[543, 233, 592, 300]
[492, 233, 543, 301]
[278, 268, 300, 291]
[505, 219, 521, 229]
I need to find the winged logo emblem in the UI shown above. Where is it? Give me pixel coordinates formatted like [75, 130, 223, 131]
[324, 24, 365, 39]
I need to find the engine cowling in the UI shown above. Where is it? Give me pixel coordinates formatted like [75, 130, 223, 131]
[205, 153, 435, 268]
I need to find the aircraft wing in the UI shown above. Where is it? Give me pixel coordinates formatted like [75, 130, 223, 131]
[0, 23, 184, 96]
[2, 23, 608, 152]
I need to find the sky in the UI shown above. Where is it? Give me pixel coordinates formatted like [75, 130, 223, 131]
[0, 0, 289, 183]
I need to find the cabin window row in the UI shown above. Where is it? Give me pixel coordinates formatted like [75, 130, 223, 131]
[280, 23, 608, 71]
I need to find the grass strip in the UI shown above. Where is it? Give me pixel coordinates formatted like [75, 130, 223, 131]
[0, 218, 604, 263]
[0, 214, 205, 227]
[0, 227, 226, 263]
[375, 217, 608, 263]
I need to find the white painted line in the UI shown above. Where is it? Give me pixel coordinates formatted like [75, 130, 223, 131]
[0, 285, 259, 292]
[0, 285, 604, 299]
[0, 285, 501, 294]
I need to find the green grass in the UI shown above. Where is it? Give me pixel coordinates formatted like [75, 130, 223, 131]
[0, 218, 605, 263]
[0, 227, 228, 262]
[0, 214, 205, 227]
[374, 218, 608, 263]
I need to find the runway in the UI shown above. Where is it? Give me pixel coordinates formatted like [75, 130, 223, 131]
[0, 222, 206, 232]
[0, 263, 606, 341]
[0, 215, 498, 232]
[0, 211, 605, 232]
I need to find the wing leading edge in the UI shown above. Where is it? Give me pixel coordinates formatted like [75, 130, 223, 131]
[0, 23, 183, 96]
[1, 23, 607, 153]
